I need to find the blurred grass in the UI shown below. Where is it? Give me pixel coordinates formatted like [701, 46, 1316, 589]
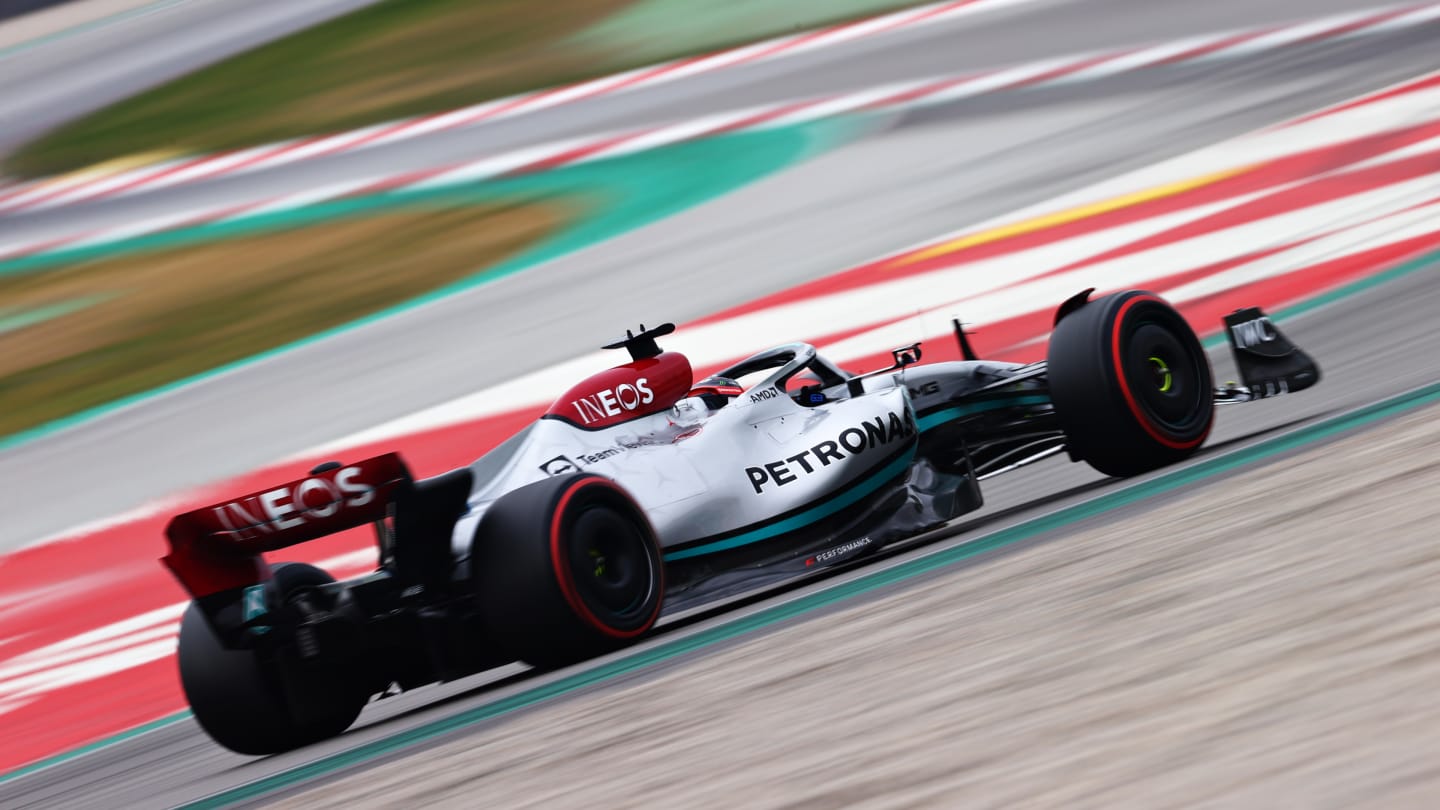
[7, 0, 929, 176]
[8, 0, 627, 175]
[0, 202, 561, 435]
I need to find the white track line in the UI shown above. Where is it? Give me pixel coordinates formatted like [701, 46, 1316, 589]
[0, 0, 1045, 215]
[7, 3, 1439, 266]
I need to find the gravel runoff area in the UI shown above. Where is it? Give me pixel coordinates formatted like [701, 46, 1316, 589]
[278, 405, 1440, 809]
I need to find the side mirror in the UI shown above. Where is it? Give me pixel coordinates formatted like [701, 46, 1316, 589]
[891, 343, 922, 368]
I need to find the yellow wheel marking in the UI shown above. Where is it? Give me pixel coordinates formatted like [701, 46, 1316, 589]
[1149, 356, 1173, 393]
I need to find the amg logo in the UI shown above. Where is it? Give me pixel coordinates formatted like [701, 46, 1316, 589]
[907, 380, 941, 399]
[745, 410, 915, 494]
[572, 378, 655, 425]
[1230, 317, 1277, 349]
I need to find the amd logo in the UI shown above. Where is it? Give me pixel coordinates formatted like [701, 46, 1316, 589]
[572, 378, 655, 425]
[211, 467, 375, 541]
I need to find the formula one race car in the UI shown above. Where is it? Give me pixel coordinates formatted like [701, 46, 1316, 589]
[162, 289, 1319, 754]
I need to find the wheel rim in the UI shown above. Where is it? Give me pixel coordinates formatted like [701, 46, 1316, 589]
[566, 506, 653, 620]
[1124, 321, 1207, 434]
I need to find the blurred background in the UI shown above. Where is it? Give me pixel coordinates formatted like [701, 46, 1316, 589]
[1, 0, 1438, 806]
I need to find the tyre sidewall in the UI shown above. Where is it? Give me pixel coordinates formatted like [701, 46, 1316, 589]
[1048, 291, 1214, 476]
[472, 474, 663, 667]
[177, 562, 365, 755]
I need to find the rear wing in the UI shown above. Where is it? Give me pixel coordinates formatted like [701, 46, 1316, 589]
[162, 453, 412, 599]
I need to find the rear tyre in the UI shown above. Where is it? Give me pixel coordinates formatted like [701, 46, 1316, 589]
[472, 473, 663, 668]
[178, 562, 367, 755]
[1048, 290, 1214, 477]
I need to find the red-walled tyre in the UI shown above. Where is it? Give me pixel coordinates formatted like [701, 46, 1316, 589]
[1048, 290, 1214, 477]
[177, 563, 367, 755]
[471, 473, 664, 668]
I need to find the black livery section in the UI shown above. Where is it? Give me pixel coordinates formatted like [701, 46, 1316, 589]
[1223, 307, 1321, 397]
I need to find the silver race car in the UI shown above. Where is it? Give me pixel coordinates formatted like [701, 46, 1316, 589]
[162, 288, 1318, 754]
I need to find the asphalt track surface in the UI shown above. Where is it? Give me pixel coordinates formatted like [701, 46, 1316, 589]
[0, 0, 383, 154]
[4, 0, 1440, 548]
[2, 0, 1439, 806]
[10, 271, 1440, 809]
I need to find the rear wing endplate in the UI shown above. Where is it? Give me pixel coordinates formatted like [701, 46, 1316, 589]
[162, 453, 412, 599]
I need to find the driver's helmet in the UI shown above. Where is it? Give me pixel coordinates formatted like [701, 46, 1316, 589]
[687, 375, 744, 409]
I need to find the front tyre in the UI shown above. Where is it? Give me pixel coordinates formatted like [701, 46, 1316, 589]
[177, 562, 367, 755]
[1048, 290, 1214, 477]
[472, 474, 663, 669]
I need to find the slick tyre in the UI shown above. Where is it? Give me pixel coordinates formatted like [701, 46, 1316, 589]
[472, 473, 663, 669]
[177, 563, 366, 756]
[1048, 290, 1214, 477]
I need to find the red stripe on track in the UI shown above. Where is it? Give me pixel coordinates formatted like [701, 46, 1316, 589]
[578, 53, 719, 98]
[288, 119, 454, 164]
[187, 136, 330, 182]
[707, 99, 834, 134]
[692, 115, 1440, 322]
[1174, 230, 1440, 315]
[735, 17, 871, 64]
[724, 0, 980, 68]
[469, 80, 589, 122]
[0, 659, 182, 774]
[399, 108, 483, 137]
[0, 178, 106, 214]
[976, 233, 1440, 368]
[1039, 136, 1440, 277]
[60, 154, 231, 207]
[861, 75, 978, 109]
[1151, 26, 1280, 66]
[476, 15, 850, 122]
[504, 130, 658, 175]
[342, 166, 455, 198]
[0, 180, 48, 209]
[0, 0, 1002, 221]
[1291, 4, 1423, 43]
[1286, 71, 1440, 128]
[1001, 49, 1140, 90]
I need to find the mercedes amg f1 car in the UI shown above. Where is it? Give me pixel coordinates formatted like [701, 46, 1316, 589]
[162, 289, 1319, 754]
